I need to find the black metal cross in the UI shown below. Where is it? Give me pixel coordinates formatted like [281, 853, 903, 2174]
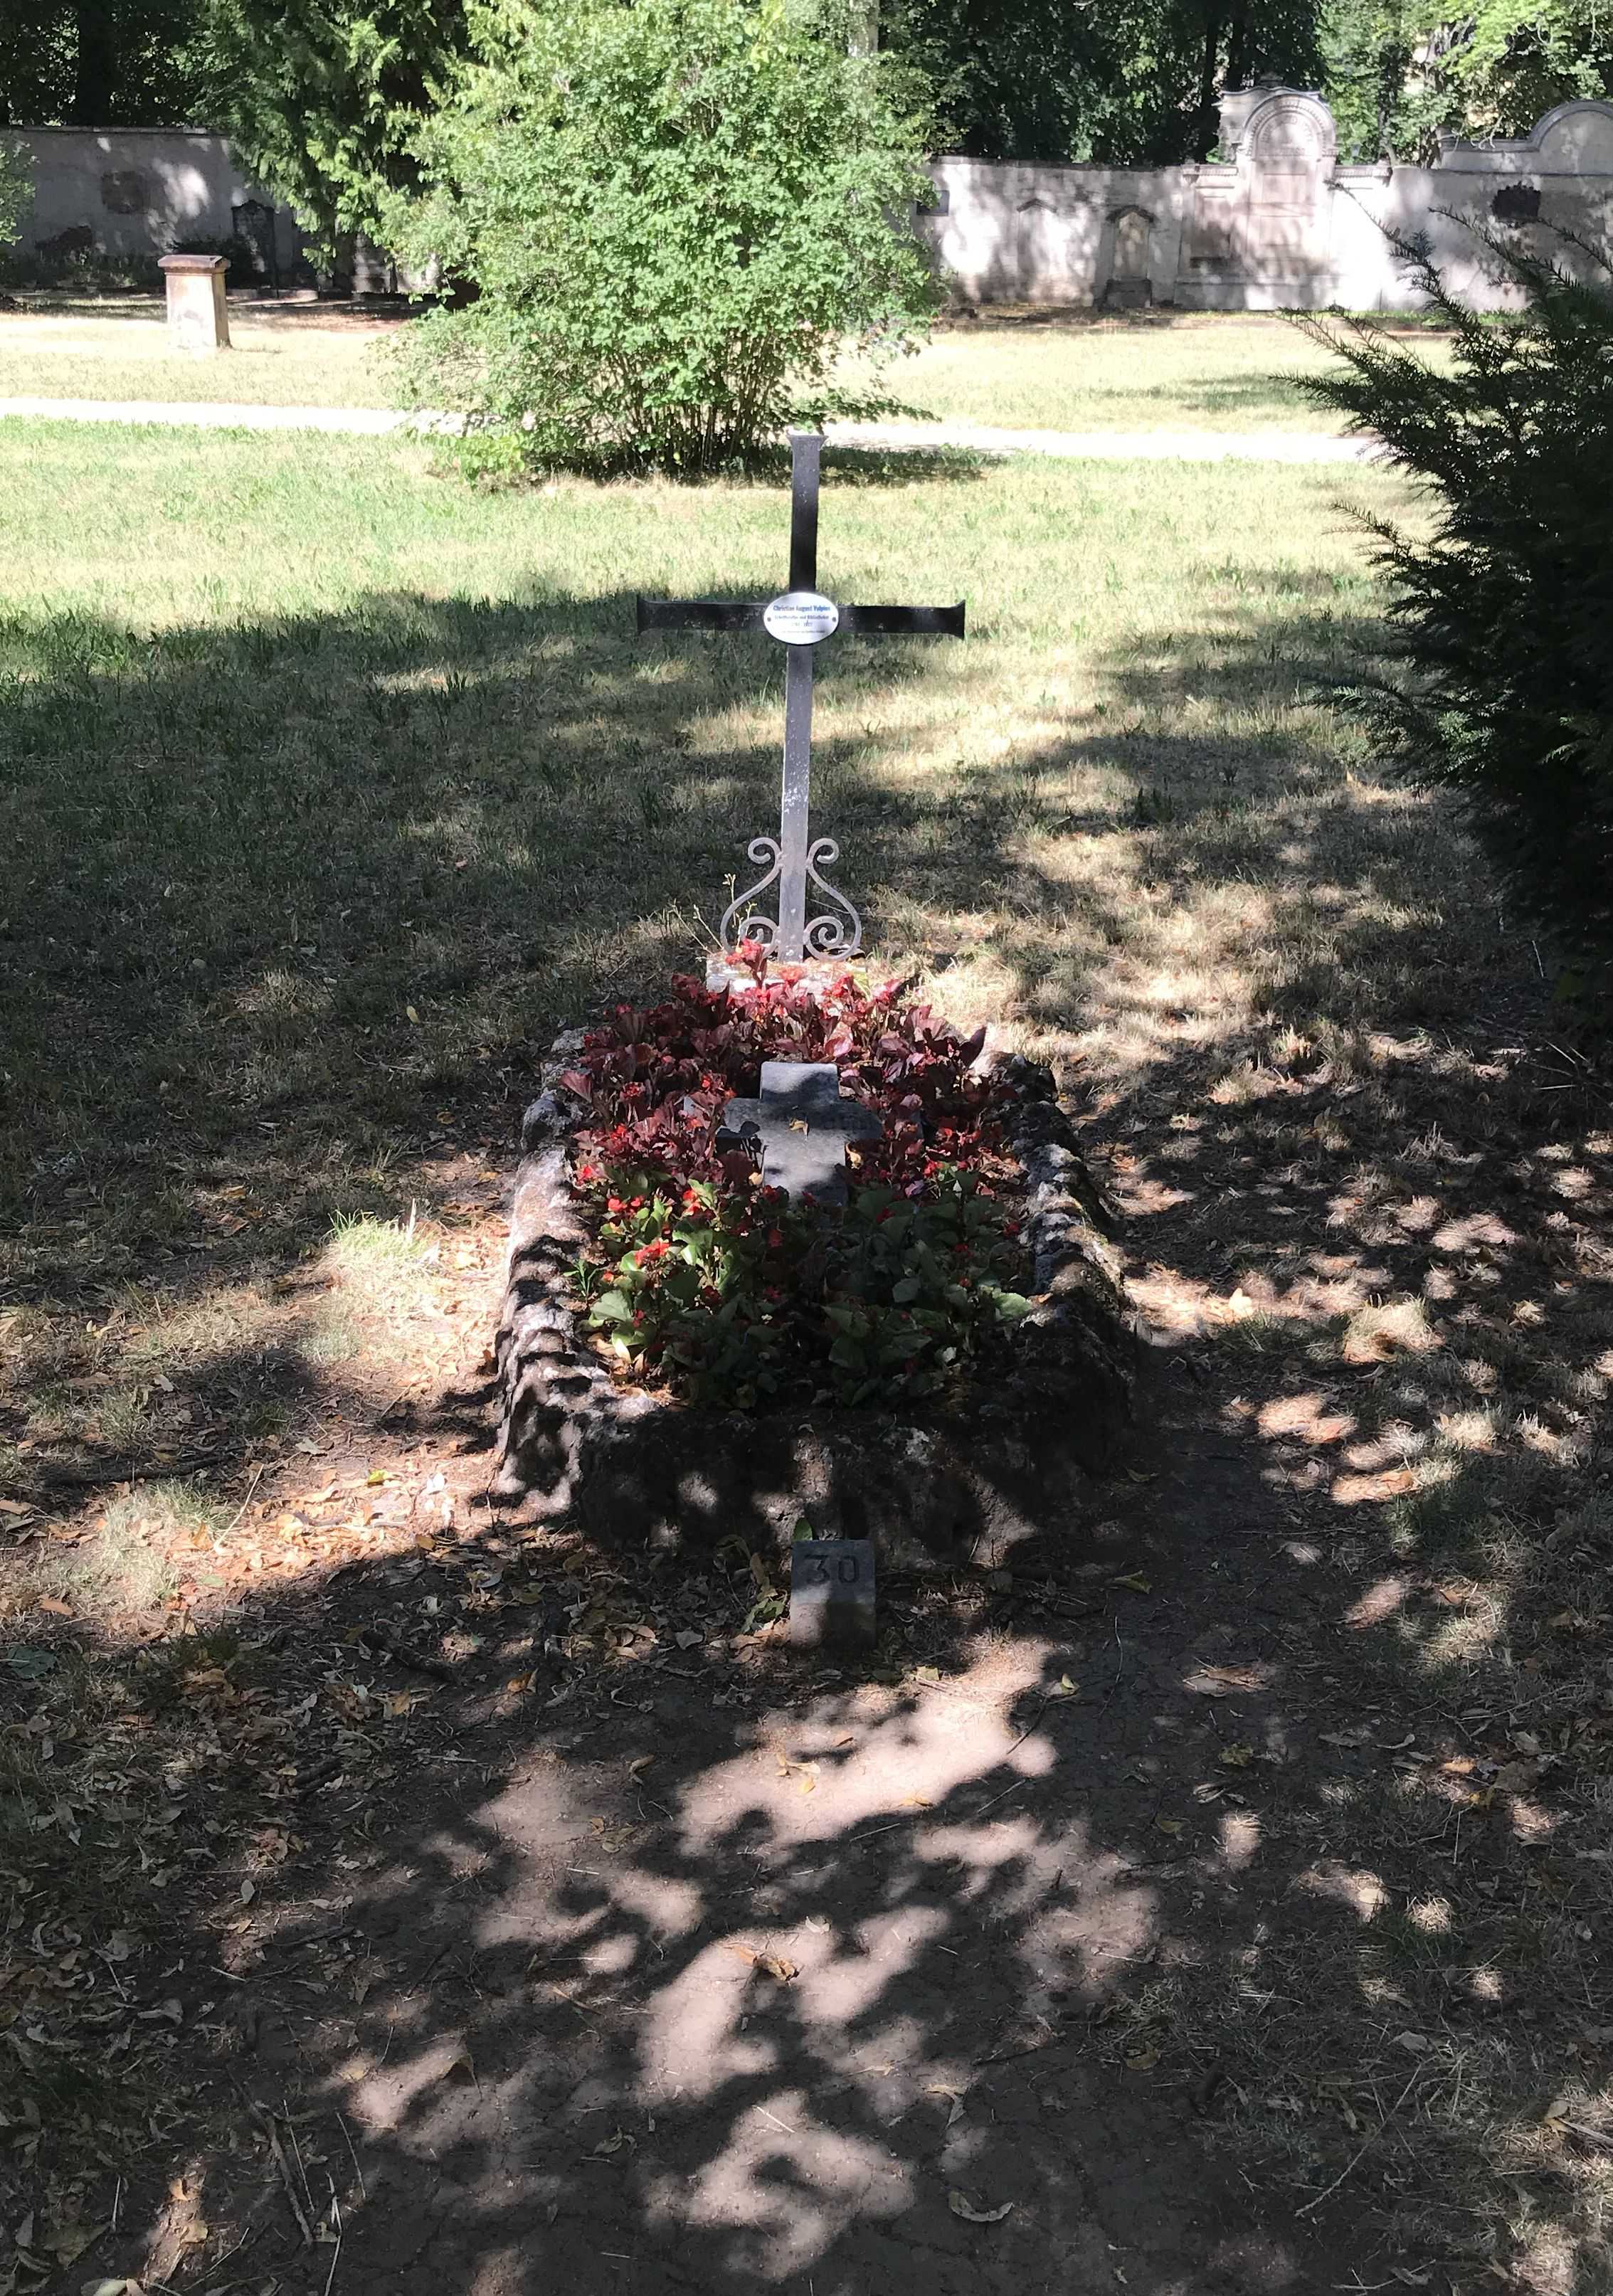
[636, 430, 965, 964]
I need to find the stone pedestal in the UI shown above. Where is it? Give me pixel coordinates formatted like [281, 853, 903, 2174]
[158, 254, 231, 354]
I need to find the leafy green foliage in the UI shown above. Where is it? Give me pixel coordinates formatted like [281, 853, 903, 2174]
[0, 138, 28, 249]
[1321, 0, 1613, 162]
[389, 0, 938, 474]
[560, 966, 1034, 1410]
[881, 0, 1321, 164]
[1451, 0, 1613, 137]
[0, 0, 213, 130]
[1299, 228, 1613, 962]
[579, 1167, 1030, 1412]
[204, 0, 467, 254]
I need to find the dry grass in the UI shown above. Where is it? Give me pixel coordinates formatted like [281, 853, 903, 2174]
[850, 307, 1446, 433]
[0, 292, 404, 407]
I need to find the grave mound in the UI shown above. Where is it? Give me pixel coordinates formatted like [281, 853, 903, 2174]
[490, 975, 1136, 1570]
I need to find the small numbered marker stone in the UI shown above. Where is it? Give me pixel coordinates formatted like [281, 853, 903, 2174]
[789, 1538, 876, 1652]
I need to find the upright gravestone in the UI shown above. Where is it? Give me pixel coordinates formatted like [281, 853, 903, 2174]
[158, 254, 231, 356]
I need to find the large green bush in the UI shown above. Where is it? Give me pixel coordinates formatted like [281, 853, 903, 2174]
[1300, 228, 1613, 961]
[388, 0, 938, 474]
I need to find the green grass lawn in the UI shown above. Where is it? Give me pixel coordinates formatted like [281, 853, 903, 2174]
[3, 418, 1609, 2284]
[0, 293, 402, 406]
[862, 311, 1420, 433]
[0, 417, 1405, 1197]
[0, 296, 1444, 431]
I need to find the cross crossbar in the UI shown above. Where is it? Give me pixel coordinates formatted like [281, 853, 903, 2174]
[635, 430, 966, 964]
[635, 599, 966, 639]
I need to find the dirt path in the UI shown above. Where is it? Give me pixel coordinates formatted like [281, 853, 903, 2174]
[72, 1364, 1360, 2296]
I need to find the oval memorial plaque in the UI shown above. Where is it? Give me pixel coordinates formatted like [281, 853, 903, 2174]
[763, 590, 840, 645]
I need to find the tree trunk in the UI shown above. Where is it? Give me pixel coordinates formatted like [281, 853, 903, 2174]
[71, 1, 117, 124]
[1225, 1, 1254, 92]
[1193, 7, 1223, 162]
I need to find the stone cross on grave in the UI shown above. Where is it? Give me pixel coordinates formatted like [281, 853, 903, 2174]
[637, 429, 966, 963]
[721, 1062, 882, 1207]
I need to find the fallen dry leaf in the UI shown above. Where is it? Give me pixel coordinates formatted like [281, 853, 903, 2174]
[724, 1943, 798, 1982]
[948, 2190, 1014, 2225]
[48, 2221, 100, 2265]
[1184, 1663, 1267, 1697]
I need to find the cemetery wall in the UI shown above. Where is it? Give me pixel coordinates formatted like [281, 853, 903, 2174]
[8, 127, 307, 277]
[918, 89, 1613, 312]
[13, 92, 1613, 312]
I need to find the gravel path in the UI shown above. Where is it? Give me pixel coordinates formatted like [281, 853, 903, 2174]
[0, 393, 1380, 463]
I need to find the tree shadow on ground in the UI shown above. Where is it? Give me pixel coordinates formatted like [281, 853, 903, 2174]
[0, 580, 975, 1493]
[2, 556, 1610, 2296]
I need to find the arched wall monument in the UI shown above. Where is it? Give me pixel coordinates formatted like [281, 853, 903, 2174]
[916, 87, 1613, 312]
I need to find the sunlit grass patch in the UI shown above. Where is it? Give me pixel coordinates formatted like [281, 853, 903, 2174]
[5, 1482, 201, 1626]
[326, 1208, 432, 1273]
[0, 295, 401, 408]
[0, 299, 1443, 433]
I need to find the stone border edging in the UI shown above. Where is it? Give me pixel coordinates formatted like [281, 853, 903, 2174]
[490, 1030, 1136, 1569]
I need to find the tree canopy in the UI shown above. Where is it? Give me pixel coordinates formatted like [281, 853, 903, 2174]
[881, 0, 1323, 164]
[1, 0, 1611, 224]
[0, 1, 212, 127]
[203, 0, 467, 250]
[1323, 0, 1613, 159]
